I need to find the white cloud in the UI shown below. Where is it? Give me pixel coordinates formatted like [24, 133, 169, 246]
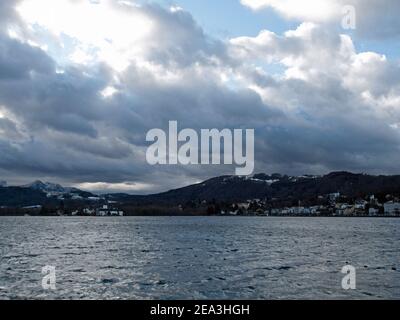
[241, 0, 341, 22]
[75, 181, 155, 193]
[16, 0, 225, 76]
[229, 22, 400, 126]
[230, 23, 356, 82]
[100, 86, 119, 98]
[17, 0, 153, 71]
[241, 0, 400, 39]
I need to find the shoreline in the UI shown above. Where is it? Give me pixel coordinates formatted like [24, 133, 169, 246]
[0, 215, 399, 218]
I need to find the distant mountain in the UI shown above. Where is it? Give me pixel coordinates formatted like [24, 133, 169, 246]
[2, 172, 400, 207]
[0, 187, 51, 207]
[21, 180, 83, 194]
[0, 180, 97, 207]
[23, 180, 70, 193]
[106, 172, 400, 205]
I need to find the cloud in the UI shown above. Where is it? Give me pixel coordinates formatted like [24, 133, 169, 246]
[0, 35, 54, 79]
[229, 21, 400, 174]
[0, 0, 23, 30]
[241, 0, 400, 39]
[241, 0, 341, 21]
[15, 0, 227, 71]
[0, 1, 399, 193]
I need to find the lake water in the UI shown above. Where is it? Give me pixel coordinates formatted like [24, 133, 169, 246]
[0, 217, 399, 300]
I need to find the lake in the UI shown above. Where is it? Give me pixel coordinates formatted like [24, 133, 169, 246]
[0, 217, 399, 299]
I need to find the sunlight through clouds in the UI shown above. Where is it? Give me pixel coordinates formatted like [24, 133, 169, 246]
[0, 0, 399, 192]
[17, 0, 153, 71]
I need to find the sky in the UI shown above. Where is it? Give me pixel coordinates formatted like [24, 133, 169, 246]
[0, 0, 400, 194]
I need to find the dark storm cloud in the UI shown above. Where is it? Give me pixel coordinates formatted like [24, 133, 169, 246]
[0, 8, 270, 190]
[0, 37, 112, 138]
[129, 3, 230, 68]
[0, 138, 140, 181]
[0, 1, 400, 193]
[0, 117, 23, 140]
[0, 35, 54, 79]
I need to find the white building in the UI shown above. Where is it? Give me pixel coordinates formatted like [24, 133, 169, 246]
[310, 206, 320, 215]
[369, 208, 380, 216]
[328, 192, 341, 201]
[96, 205, 124, 216]
[287, 207, 310, 215]
[384, 202, 400, 215]
[83, 208, 95, 215]
[237, 203, 250, 210]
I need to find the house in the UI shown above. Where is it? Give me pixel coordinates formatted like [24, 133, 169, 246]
[281, 208, 289, 215]
[310, 206, 320, 215]
[270, 208, 280, 216]
[369, 208, 380, 216]
[83, 208, 95, 215]
[328, 192, 341, 201]
[355, 199, 368, 210]
[96, 204, 124, 216]
[344, 206, 355, 216]
[369, 195, 379, 205]
[237, 203, 250, 210]
[384, 202, 400, 216]
[336, 204, 351, 216]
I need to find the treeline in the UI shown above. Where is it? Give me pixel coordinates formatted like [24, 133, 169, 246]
[120, 205, 208, 216]
[0, 207, 43, 216]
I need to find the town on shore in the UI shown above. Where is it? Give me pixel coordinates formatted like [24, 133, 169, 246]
[217, 192, 400, 217]
[1, 191, 400, 217]
[2, 173, 400, 217]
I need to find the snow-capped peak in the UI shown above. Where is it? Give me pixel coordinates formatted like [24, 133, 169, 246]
[23, 180, 67, 193]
